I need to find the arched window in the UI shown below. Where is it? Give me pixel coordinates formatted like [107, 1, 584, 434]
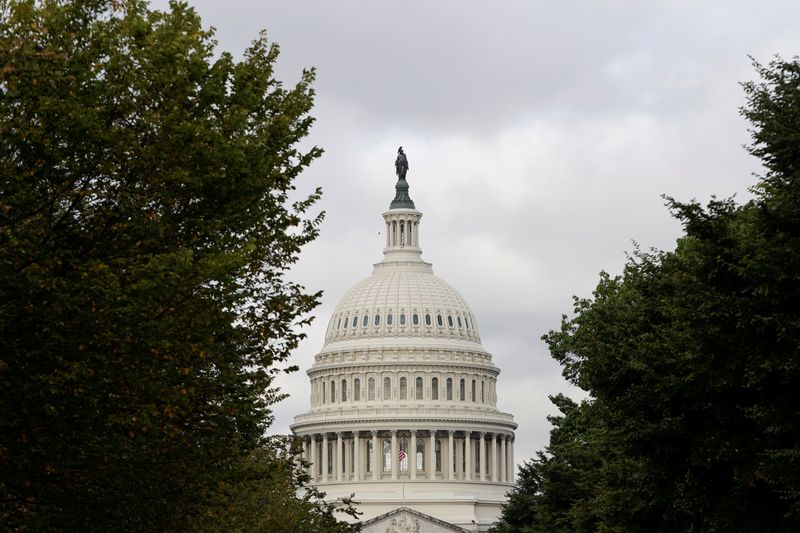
[425, 314, 432, 326]
[351, 316, 358, 328]
[416, 377, 423, 400]
[383, 377, 391, 400]
[362, 315, 368, 327]
[341, 379, 348, 402]
[446, 378, 453, 400]
[331, 380, 336, 403]
[416, 440, 425, 471]
[413, 313, 419, 325]
[322, 381, 327, 403]
[368, 377, 375, 401]
[354, 378, 361, 401]
[448, 315, 454, 327]
[471, 379, 476, 402]
[400, 313, 406, 325]
[337, 318, 341, 329]
[481, 380, 485, 403]
[437, 314, 444, 327]
[400, 377, 407, 400]
[459, 378, 465, 401]
[457, 316, 462, 328]
[387, 314, 394, 325]
[431, 377, 439, 400]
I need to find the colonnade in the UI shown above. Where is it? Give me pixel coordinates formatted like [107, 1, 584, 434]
[301, 429, 515, 485]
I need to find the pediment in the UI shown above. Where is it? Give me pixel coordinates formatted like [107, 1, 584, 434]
[361, 506, 467, 533]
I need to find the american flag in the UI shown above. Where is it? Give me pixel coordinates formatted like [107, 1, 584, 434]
[398, 449, 406, 461]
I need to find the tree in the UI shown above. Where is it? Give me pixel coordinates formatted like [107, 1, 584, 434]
[0, 1, 355, 530]
[494, 57, 800, 533]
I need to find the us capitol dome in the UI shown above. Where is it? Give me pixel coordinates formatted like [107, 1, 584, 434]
[292, 149, 517, 532]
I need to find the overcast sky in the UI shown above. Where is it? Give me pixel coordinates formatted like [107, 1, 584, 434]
[151, 0, 800, 464]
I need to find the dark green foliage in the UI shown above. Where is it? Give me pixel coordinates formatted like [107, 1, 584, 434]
[494, 57, 800, 533]
[0, 1, 356, 531]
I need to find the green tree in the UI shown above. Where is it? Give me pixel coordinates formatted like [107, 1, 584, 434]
[0, 1, 355, 530]
[495, 56, 800, 533]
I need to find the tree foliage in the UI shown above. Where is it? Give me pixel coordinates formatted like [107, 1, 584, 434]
[0, 1, 356, 530]
[494, 56, 800, 533]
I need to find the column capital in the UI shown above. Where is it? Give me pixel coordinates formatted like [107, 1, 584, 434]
[448, 429, 455, 435]
[479, 431, 486, 437]
[337, 431, 344, 437]
[371, 429, 378, 436]
[410, 429, 417, 435]
[390, 428, 397, 435]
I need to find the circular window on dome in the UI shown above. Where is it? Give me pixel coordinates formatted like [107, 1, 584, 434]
[425, 314, 431, 326]
[412, 313, 419, 325]
[374, 314, 381, 326]
[387, 314, 393, 325]
[400, 313, 406, 325]
[437, 314, 443, 327]
[362, 315, 368, 327]
[447, 315, 454, 327]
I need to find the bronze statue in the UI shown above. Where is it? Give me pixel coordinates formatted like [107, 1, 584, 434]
[395, 146, 408, 180]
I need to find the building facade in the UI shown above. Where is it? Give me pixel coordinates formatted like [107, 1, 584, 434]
[292, 166, 516, 532]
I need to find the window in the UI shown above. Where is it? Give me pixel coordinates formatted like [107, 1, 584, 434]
[416, 377, 423, 400]
[400, 313, 406, 325]
[368, 377, 375, 401]
[465, 316, 471, 329]
[431, 377, 439, 400]
[351, 316, 358, 328]
[337, 318, 341, 329]
[354, 378, 361, 401]
[437, 314, 443, 327]
[383, 377, 391, 400]
[328, 441, 334, 474]
[374, 314, 381, 326]
[425, 314, 432, 326]
[400, 377, 407, 400]
[481, 380, 485, 403]
[413, 313, 419, 325]
[446, 378, 453, 400]
[435, 439, 442, 472]
[383, 439, 392, 471]
[322, 381, 327, 403]
[459, 378, 465, 401]
[416, 440, 425, 470]
[331, 380, 336, 403]
[400, 437, 408, 471]
[475, 439, 481, 474]
[362, 315, 368, 327]
[341, 379, 348, 402]
[457, 316, 462, 327]
[471, 379, 476, 402]
[447, 315, 454, 327]
[387, 313, 393, 325]
[367, 439, 374, 472]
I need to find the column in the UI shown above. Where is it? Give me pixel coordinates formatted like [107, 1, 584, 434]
[354, 432, 361, 481]
[479, 432, 486, 481]
[344, 435, 351, 481]
[371, 430, 379, 481]
[428, 430, 436, 480]
[309, 435, 317, 481]
[509, 436, 515, 483]
[336, 432, 343, 481]
[391, 430, 398, 480]
[410, 430, 417, 480]
[447, 431, 455, 480]
[464, 431, 468, 481]
[500, 434, 507, 483]
[491, 433, 499, 482]
[322, 433, 329, 482]
[455, 435, 463, 480]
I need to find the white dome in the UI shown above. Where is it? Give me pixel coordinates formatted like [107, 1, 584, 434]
[324, 263, 481, 345]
